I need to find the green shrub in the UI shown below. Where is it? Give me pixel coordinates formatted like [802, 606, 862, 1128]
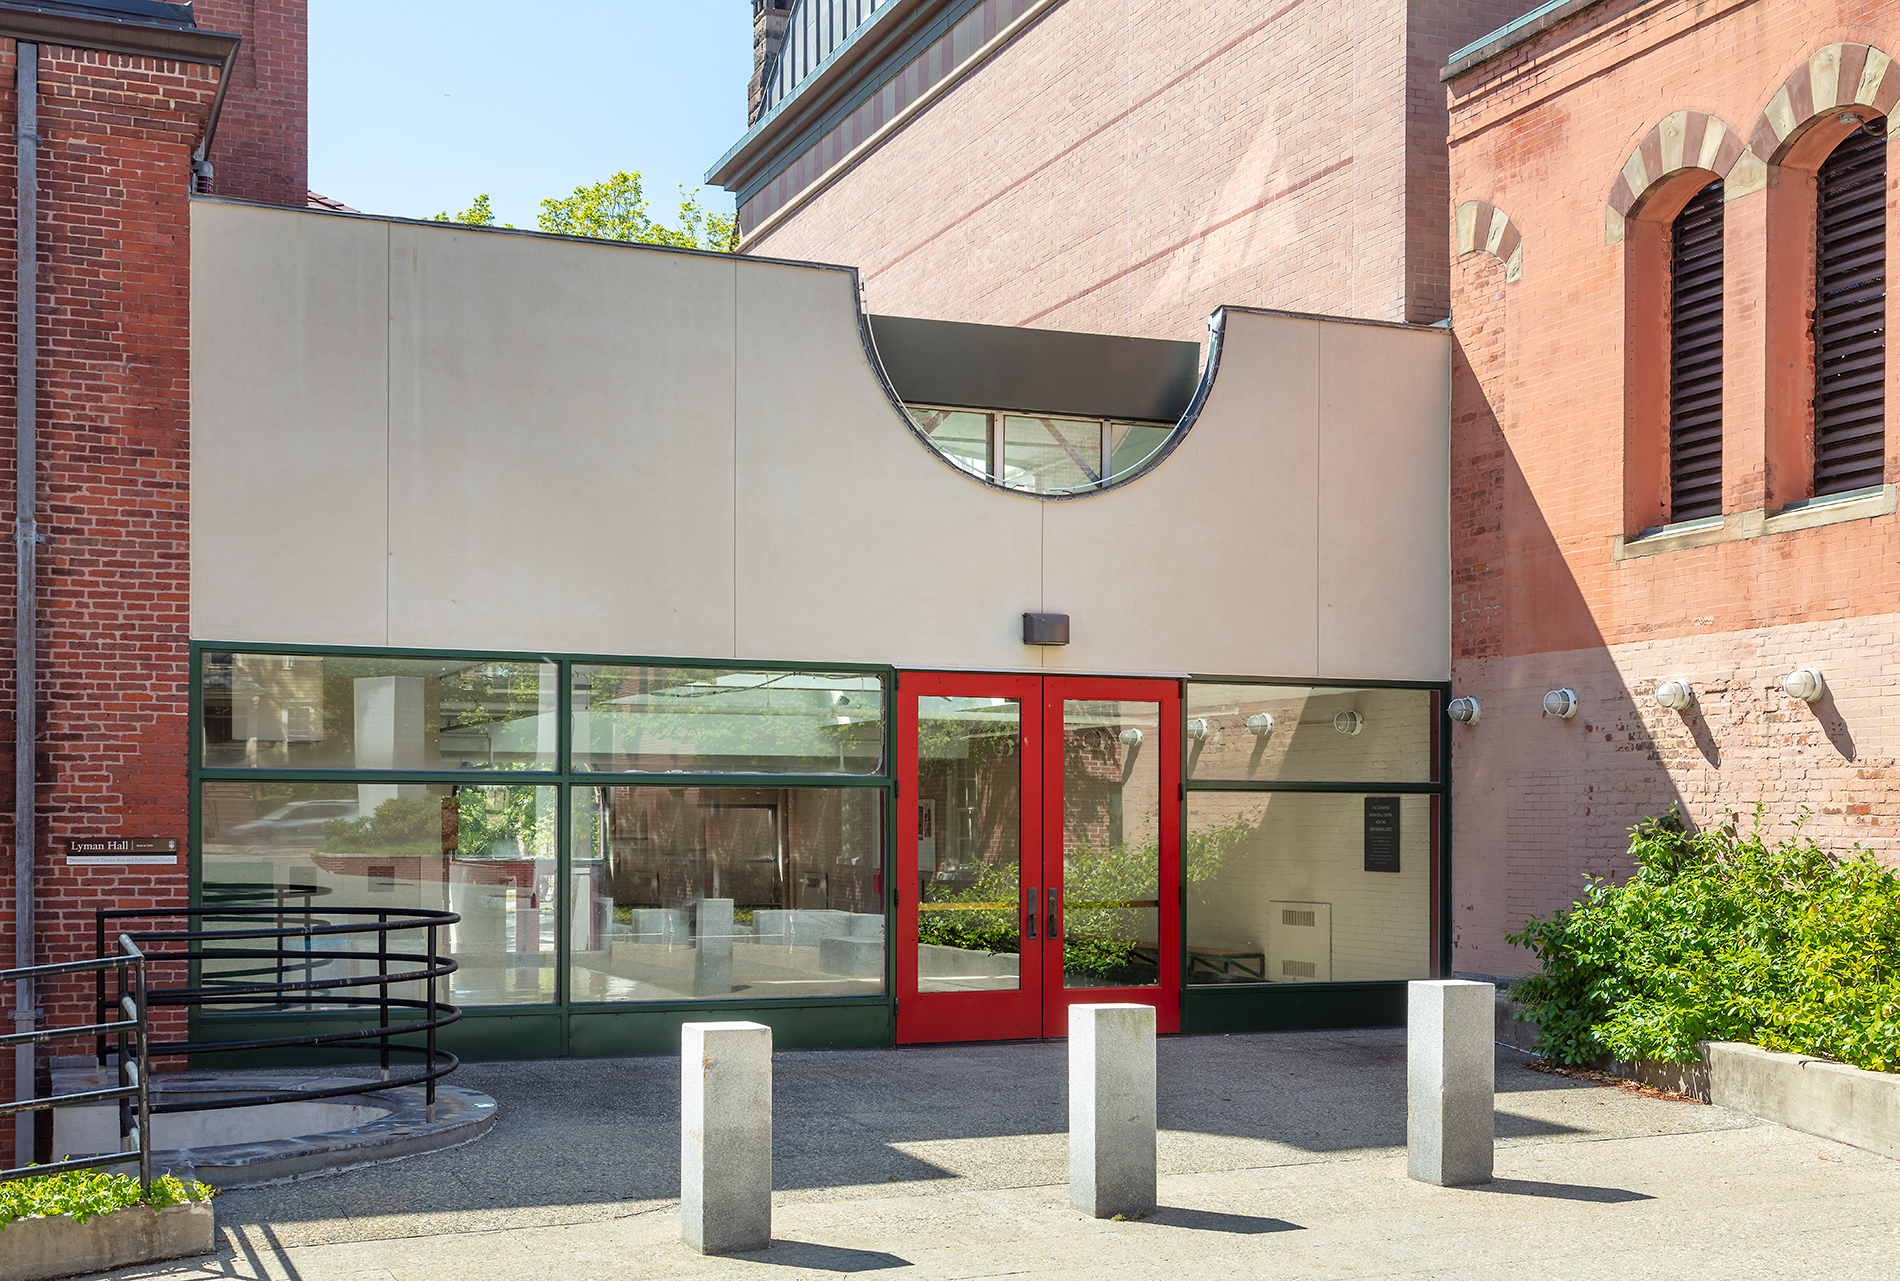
[1507, 808, 1900, 1072]
[0, 1170, 213, 1230]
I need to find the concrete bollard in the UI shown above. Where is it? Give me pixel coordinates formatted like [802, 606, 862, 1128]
[1407, 979, 1495, 1186]
[693, 898, 735, 997]
[1069, 1003, 1157, 1218]
[680, 1021, 772, 1254]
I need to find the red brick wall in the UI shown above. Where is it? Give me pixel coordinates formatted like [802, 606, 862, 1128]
[744, 0, 1540, 339]
[194, 0, 306, 206]
[1446, 0, 1900, 975]
[0, 40, 213, 1168]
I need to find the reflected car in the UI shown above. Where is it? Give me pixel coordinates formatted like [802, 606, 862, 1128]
[223, 800, 358, 846]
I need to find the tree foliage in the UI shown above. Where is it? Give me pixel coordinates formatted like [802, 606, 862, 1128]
[1507, 807, 1900, 1072]
[429, 171, 738, 251]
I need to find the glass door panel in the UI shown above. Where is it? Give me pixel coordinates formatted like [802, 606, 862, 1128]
[916, 695, 1023, 993]
[1059, 699, 1161, 990]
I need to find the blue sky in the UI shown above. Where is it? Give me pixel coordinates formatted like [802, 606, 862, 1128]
[309, 1, 752, 229]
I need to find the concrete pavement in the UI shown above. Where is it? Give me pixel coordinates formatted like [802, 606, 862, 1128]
[80, 1030, 1900, 1279]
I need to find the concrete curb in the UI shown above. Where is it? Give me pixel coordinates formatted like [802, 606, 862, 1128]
[0, 1202, 213, 1281]
[1495, 993, 1899, 1161]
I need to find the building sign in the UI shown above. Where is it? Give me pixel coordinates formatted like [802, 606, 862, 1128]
[66, 837, 179, 866]
[1363, 798, 1400, 873]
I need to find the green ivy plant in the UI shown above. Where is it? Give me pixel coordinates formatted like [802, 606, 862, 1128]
[1507, 807, 1900, 1072]
[0, 1171, 213, 1230]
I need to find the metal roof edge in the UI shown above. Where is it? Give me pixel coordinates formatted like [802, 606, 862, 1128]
[1215, 304, 1450, 335]
[0, 1, 238, 63]
[1441, 0, 1608, 81]
[706, 0, 945, 191]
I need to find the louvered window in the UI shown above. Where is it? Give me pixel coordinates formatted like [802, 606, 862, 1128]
[1813, 122, 1888, 496]
[1668, 179, 1726, 521]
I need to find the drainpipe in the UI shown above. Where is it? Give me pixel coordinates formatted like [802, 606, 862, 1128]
[11, 39, 37, 1165]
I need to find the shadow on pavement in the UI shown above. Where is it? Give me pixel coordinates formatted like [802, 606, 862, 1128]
[740, 1242, 913, 1270]
[1146, 1207, 1305, 1233]
[1462, 1178, 1655, 1203]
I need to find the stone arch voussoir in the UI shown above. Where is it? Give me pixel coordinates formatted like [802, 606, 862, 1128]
[1605, 111, 1757, 245]
[1455, 199, 1523, 281]
[1751, 43, 1900, 163]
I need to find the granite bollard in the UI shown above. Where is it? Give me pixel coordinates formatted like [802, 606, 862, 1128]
[692, 898, 735, 997]
[680, 1021, 773, 1254]
[1407, 979, 1495, 1186]
[1069, 1003, 1157, 1218]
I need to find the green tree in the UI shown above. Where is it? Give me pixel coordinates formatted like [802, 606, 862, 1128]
[537, 170, 737, 251]
[432, 192, 511, 228]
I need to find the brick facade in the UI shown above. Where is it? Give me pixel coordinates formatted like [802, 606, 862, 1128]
[194, 0, 306, 206]
[1447, 0, 1900, 976]
[0, 37, 218, 1169]
[737, 0, 1537, 339]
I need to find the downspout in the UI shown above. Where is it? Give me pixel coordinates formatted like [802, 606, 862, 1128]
[12, 38, 36, 1164]
[189, 38, 237, 191]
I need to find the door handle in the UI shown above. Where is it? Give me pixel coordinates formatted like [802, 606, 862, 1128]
[1025, 887, 1038, 939]
[1047, 888, 1059, 940]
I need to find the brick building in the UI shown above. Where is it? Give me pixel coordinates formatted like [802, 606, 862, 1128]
[711, 0, 1540, 339]
[1444, 0, 1900, 977]
[0, 0, 307, 1170]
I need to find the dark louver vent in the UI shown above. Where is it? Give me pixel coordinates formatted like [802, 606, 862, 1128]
[1814, 123, 1888, 496]
[1669, 180, 1725, 521]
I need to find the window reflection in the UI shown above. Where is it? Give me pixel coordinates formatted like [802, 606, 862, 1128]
[1183, 684, 1437, 783]
[569, 787, 885, 1002]
[1185, 793, 1431, 985]
[199, 782, 559, 1006]
[200, 652, 558, 771]
[571, 666, 886, 774]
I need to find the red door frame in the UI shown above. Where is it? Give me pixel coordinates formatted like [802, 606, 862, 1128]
[895, 672, 1181, 1044]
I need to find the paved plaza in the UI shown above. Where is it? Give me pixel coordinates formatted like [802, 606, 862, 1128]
[89, 1031, 1900, 1279]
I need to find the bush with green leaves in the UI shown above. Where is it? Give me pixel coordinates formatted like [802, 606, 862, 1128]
[0, 1170, 212, 1230]
[1508, 808, 1900, 1072]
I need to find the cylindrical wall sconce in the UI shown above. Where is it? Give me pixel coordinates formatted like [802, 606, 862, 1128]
[1185, 718, 1211, 741]
[1542, 688, 1578, 719]
[1332, 709, 1364, 736]
[1782, 668, 1827, 703]
[1654, 679, 1694, 711]
[1447, 697, 1480, 724]
[1245, 712, 1274, 737]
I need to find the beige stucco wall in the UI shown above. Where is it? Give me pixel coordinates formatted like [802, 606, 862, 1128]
[191, 200, 1449, 680]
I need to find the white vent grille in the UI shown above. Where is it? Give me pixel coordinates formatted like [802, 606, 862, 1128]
[1282, 959, 1317, 979]
[1281, 909, 1316, 928]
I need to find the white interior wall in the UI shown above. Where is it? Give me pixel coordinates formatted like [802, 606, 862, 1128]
[191, 201, 1450, 680]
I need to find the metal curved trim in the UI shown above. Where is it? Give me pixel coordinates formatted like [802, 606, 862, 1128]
[855, 301, 1230, 502]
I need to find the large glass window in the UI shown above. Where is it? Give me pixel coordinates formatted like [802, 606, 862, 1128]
[570, 666, 886, 774]
[200, 652, 558, 771]
[1183, 684, 1436, 783]
[569, 786, 884, 1002]
[195, 649, 892, 1015]
[904, 405, 1178, 496]
[1185, 792, 1433, 985]
[200, 781, 558, 1006]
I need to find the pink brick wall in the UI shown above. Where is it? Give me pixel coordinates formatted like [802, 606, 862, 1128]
[1447, 0, 1900, 975]
[747, 0, 1539, 340]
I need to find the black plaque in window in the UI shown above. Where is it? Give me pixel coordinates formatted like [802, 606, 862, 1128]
[1364, 797, 1401, 873]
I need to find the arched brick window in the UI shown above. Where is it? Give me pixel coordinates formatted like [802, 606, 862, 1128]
[1668, 180, 1726, 520]
[1812, 122, 1888, 495]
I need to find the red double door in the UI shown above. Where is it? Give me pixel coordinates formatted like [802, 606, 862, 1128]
[895, 672, 1181, 1043]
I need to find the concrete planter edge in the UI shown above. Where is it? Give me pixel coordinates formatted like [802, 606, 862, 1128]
[0, 1201, 214, 1281]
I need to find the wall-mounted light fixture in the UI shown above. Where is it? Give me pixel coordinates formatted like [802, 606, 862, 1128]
[1185, 718, 1211, 741]
[1022, 612, 1070, 645]
[1119, 727, 1144, 746]
[1654, 679, 1694, 711]
[1782, 668, 1827, 703]
[1246, 712, 1274, 737]
[1543, 688, 1578, 719]
[1332, 709, 1364, 736]
[1447, 697, 1480, 725]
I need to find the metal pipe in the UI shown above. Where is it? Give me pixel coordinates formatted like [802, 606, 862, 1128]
[12, 38, 37, 1170]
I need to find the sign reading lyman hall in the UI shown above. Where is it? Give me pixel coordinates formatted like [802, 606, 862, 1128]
[66, 837, 179, 866]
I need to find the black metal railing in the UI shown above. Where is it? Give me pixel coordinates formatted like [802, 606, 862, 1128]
[94, 906, 462, 1116]
[1, 936, 152, 1191]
